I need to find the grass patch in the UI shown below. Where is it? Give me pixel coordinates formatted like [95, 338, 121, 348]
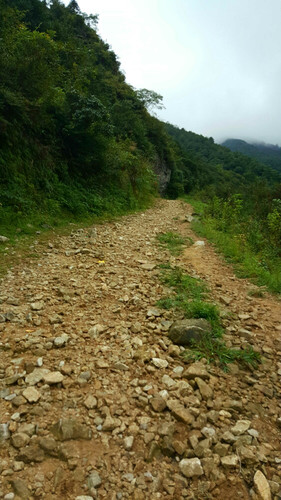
[157, 265, 260, 370]
[158, 266, 221, 331]
[182, 336, 261, 371]
[156, 231, 193, 256]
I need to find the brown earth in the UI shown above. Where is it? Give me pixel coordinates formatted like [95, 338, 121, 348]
[0, 199, 280, 500]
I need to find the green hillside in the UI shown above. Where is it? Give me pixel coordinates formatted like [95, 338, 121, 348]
[0, 0, 180, 234]
[222, 139, 281, 173]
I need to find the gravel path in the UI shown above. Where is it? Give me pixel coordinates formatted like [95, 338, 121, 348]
[0, 199, 280, 500]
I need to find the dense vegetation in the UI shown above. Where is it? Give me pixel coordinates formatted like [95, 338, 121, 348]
[222, 139, 281, 174]
[0, 0, 180, 236]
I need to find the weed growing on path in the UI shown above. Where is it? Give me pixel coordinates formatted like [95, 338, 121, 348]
[156, 231, 193, 256]
[157, 265, 260, 370]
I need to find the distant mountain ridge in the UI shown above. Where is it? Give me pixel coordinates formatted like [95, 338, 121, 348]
[221, 139, 281, 173]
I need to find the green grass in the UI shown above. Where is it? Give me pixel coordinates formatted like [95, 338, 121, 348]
[182, 195, 281, 294]
[157, 265, 260, 370]
[158, 266, 221, 330]
[156, 231, 193, 256]
[182, 336, 261, 371]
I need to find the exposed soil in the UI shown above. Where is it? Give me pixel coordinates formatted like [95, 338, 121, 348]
[0, 199, 280, 500]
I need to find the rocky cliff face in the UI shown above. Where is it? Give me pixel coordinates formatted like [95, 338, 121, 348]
[153, 157, 171, 195]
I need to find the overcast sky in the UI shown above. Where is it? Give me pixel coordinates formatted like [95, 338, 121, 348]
[64, 0, 281, 145]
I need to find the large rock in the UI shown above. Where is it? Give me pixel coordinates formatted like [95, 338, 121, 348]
[51, 418, 92, 441]
[168, 319, 212, 346]
[254, 470, 272, 500]
[179, 458, 203, 477]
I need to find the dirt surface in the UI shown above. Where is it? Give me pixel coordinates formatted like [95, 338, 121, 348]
[0, 199, 280, 500]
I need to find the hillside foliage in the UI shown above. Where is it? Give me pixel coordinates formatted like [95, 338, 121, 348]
[0, 0, 180, 232]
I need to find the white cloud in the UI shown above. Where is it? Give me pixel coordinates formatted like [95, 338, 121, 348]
[63, 0, 281, 145]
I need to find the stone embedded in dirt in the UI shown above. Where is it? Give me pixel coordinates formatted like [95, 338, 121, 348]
[195, 377, 213, 400]
[167, 399, 194, 425]
[193, 240, 205, 247]
[87, 471, 102, 489]
[168, 319, 212, 346]
[103, 414, 119, 431]
[38, 436, 57, 454]
[152, 357, 168, 369]
[147, 308, 161, 317]
[3, 493, 15, 500]
[51, 418, 92, 441]
[22, 387, 41, 403]
[150, 395, 167, 412]
[30, 300, 44, 311]
[231, 420, 251, 436]
[17, 444, 45, 463]
[75, 497, 94, 500]
[254, 470, 272, 500]
[0, 423, 10, 443]
[113, 361, 129, 371]
[88, 324, 107, 338]
[179, 458, 203, 477]
[213, 442, 230, 457]
[49, 314, 63, 325]
[17, 423, 36, 437]
[124, 436, 134, 450]
[11, 432, 30, 449]
[161, 374, 176, 389]
[221, 455, 239, 467]
[141, 263, 156, 271]
[25, 368, 50, 385]
[43, 371, 64, 384]
[53, 334, 69, 347]
[84, 395, 97, 409]
[10, 479, 29, 499]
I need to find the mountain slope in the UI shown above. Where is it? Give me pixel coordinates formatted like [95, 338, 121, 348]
[222, 139, 281, 173]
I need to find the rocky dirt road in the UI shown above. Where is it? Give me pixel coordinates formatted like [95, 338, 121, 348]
[0, 199, 280, 500]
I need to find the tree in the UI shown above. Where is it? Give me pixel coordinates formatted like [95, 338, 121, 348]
[136, 88, 165, 114]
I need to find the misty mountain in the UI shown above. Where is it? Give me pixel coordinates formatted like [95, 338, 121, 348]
[222, 139, 281, 173]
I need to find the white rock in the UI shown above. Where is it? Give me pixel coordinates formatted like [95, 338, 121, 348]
[75, 497, 94, 500]
[179, 458, 203, 477]
[152, 358, 168, 369]
[53, 334, 69, 347]
[231, 420, 251, 435]
[221, 455, 239, 467]
[44, 371, 64, 384]
[194, 240, 205, 247]
[22, 387, 41, 403]
[254, 470, 272, 500]
[30, 300, 44, 311]
[162, 374, 176, 388]
[0, 235, 9, 243]
[124, 436, 134, 450]
[25, 368, 50, 385]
